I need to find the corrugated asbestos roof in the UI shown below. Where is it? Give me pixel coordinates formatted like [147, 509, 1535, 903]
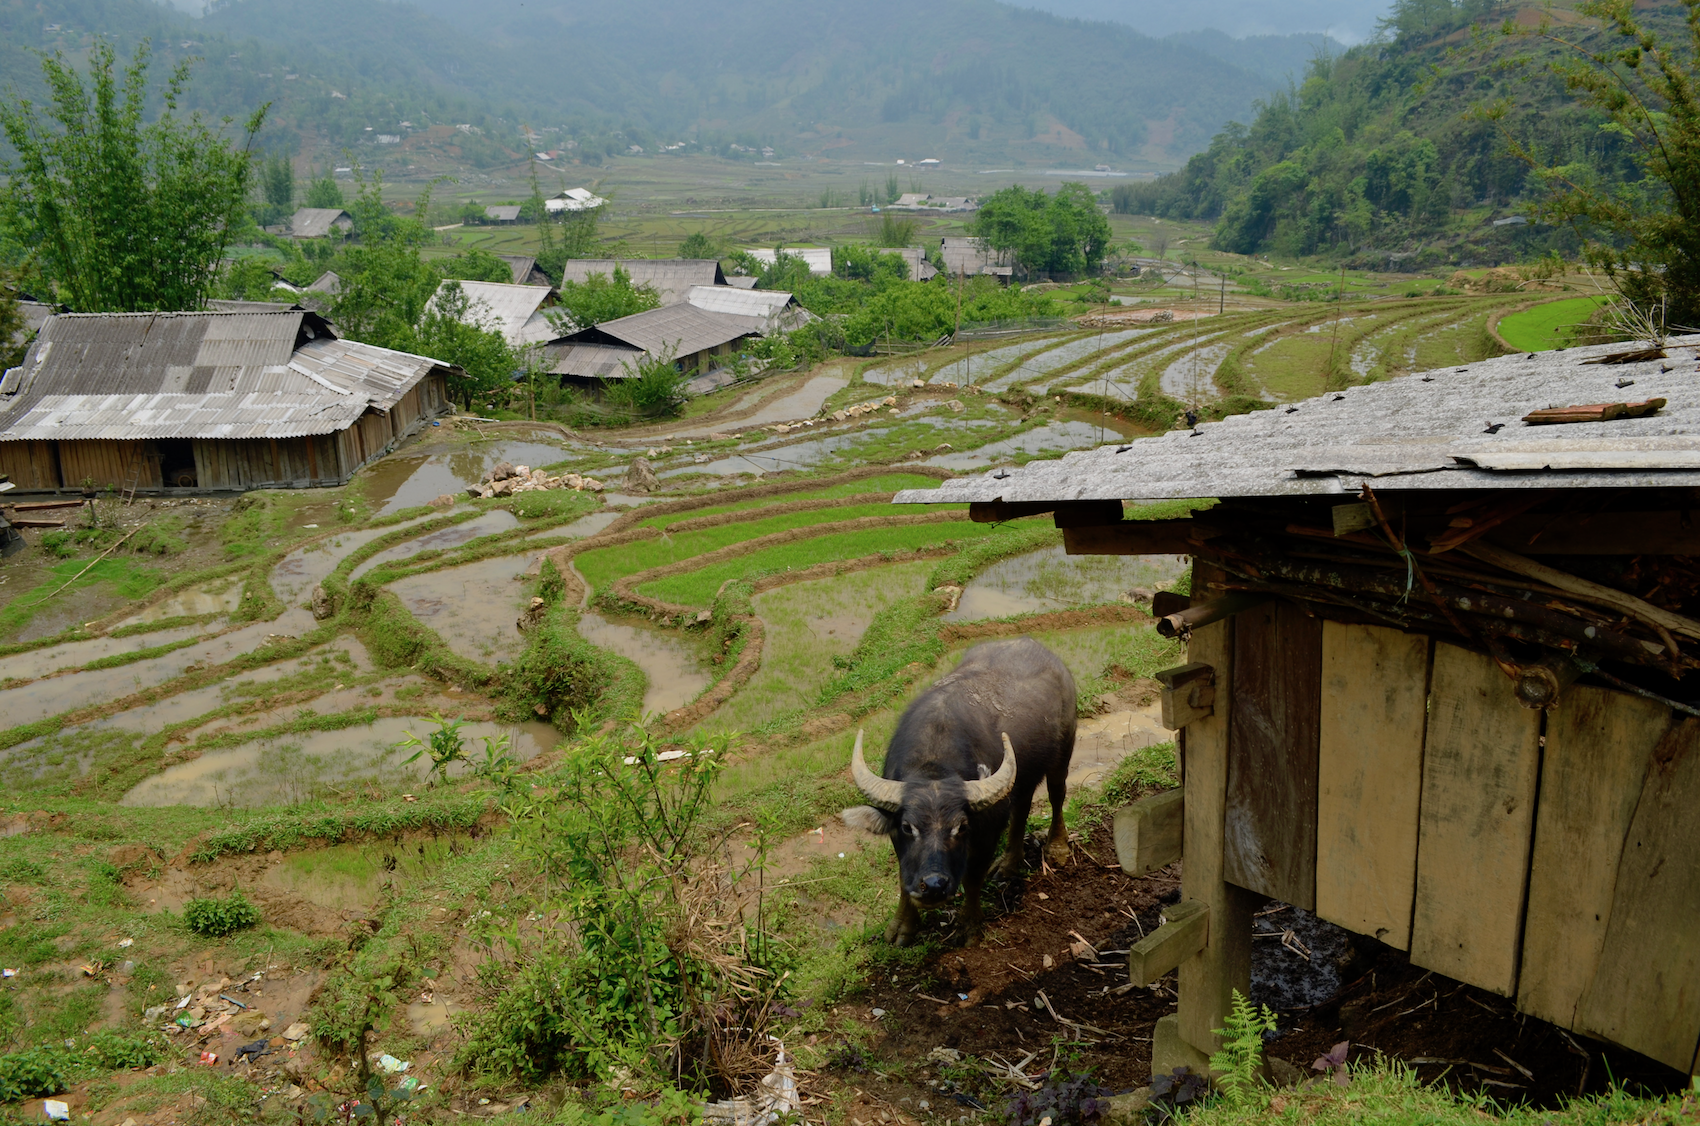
[497, 255, 548, 286]
[559, 259, 729, 305]
[0, 310, 455, 441]
[559, 303, 765, 358]
[684, 285, 793, 317]
[546, 342, 643, 379]
[428, 280, 557, 347]
[893, 335, 1700, 506]
[485, 205, 522, 222]
[289, 208, 352, 238]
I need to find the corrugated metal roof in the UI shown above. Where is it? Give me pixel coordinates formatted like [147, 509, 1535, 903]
[684, 285, 794, 318]
[427, 280, 557, 347]
[0, 311, 455, 441]
[485, 205, 522, 222]
[561, 303, 765, 358]
[887, 248, 939, 282]
[940, 237, 1012, 278]
[893, 335, 1700, 506]
[747, 248, 832, 276]
[289, 208, 352, 238]
[497, 255, 548, 286]
[546, 341, 644, 379]
[559, 259, 729, 305]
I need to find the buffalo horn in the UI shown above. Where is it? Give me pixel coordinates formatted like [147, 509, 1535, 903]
[850, 729, 905, 812]
[964, 733, 1018, 810]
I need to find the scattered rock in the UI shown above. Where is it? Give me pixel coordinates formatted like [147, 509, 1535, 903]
[626, 457, 660, 493]
[516, 597, 548, 634]
[427, 493, 455, 509]
[465, 484, 484, 499]
[1100, 1088, 1152, 1126]
[1150, 310, 1175, 323]
[1122, 586, 1154, 607]
[933, 585, 962, 613]
[1267, 1056, 1306, 1088]
[310, 585, 334, 621]
[486, 461, 517, 483]
[490, 478, 516, 498]
[933, 443, 953, 453]
[946, 399, 965, 412]
[282, 1022, 309, 1042]
[831, 409, 847, 421]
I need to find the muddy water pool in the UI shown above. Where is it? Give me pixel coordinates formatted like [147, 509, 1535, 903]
[270, 516, 437, 607]
[926, 417, 1131, 471]
[119, 717, 559, 807]
[1158, 341, 1233, 400]
[1003, 329, 1150, 381]
[576, 612, 711, 716]
[526, 510, 621, 539]
[926, 338, 1060, 387]
[734, 375, 848, 426]
[0, 608, 317, 728]
[388, 554, 534, 664]
[945, 545, 1187, 620]
[0, 624, 209, 685]
[364, 440, 572, 514]
[349, 510, 520, 580]
[112, 582, 246, 628]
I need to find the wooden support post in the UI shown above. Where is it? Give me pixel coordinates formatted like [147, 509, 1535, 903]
[1128, 899, 1208, 985]
[1171, 613, 1256, 1066]
[1113, 789, 1183, 875]
[1157, 663, 1215, 729]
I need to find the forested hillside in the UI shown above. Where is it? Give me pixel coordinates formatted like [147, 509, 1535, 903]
[1119, 0, 1645, 266]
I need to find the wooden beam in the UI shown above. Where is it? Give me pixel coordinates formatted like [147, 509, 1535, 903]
[969, 499, 1124, 526]
[1062, 520, 1196, 556]
[1151, 591, 1191, 619]
[1113, 789, 1183, 875]
[7, 499, 84, 511]
[1485, 511, 1700, 555]
[1156, 662, 1215, 730]
[8, 518, 66, 528]
[1129, 899, 1209, 985]
[1156, 592, 1271, 639]
[1051, 501, 1127, 529]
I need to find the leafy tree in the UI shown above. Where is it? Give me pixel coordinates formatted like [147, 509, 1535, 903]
[215, 256, 286, 302]
[833, 244, 913, 285]
[677, 231, 720, 259]
[872, 213, 918, 247]
[0, 275, 26, 371]
[410, 282, 520, 408]
[970, 182, 1111, 277]
[549, 266, 661, 331]
[885, 172, 901, 205]
[0, 42, 266, 313]
[262, 153, 293, 209]
[438, 247, 516, 283]
[1503, 0, 1700, 328]
[304, 170, 344, 210]
[604, 346, 687, 416]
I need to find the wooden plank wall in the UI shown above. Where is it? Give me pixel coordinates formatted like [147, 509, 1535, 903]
[1315, 623, 1430, 950]
[1224, 601, 1322, 909]
[0, 441, 61, 489]
[57, 441, 161, 490]
[193, 437, 333, 489]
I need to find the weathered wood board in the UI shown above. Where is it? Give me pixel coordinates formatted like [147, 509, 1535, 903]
[1409, 642, 1541, 997]
[1578, 719, 1700, 1071]
[1315, 623, 1430, 951]
[1176, 611, 1256, 1055]
[1519, 686, 1669, 1031]
[1224, 600, 1322, 909]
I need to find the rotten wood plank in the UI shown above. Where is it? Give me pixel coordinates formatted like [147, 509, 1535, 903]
[1315, 622, 1431, 951]
[1578, 719, 1700, 1071]
[1176, 585, 1257, 1055]
[1409, 642, 1542, 997]
[1129, 899, 1209, 985]
[1519, 686, 1670, 1032]
[1062, 520, 1196, 556]
[1113, 789, 1183, 876]
[1223, 599, 1322, 910]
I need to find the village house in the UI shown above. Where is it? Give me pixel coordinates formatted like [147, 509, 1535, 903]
[483, 205, 522, 225]
[939, 236, 1013, 282]
[288, 208, 354, 239]
[0, 309, 456, 492]
[545, 286, 809, 386]
[558, 259, 729, 305]
[545, 187, 607, 214]
[746, 247, 832, 277]
[896, 338, 1700, 1078]
[496, 255, 554, 287]
[426, 280, 559, 348]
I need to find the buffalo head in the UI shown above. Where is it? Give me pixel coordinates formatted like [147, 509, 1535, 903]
[841, 729, 1017, 906]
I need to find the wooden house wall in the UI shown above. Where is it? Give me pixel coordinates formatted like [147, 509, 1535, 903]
[1220, 617, 1700, 1072]
[0, 441, 62, 489]
[57, 441, 162, 490]
[191, 436, 337, 489]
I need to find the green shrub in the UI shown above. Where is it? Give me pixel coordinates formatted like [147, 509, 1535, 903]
[0, 1046, 68, 1101]
[182, 889, 261, 936]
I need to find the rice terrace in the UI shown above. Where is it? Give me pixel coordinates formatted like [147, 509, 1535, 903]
[4, 0, 1700, 1120]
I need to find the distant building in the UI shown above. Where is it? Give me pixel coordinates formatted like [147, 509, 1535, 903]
[885, 248, 939, 282]
[484, 205, 522, 224]
[746, 247, 832, 276]
[426, 280, 558, 348]
[497, 255, 554, 287]
[939, 237, 1013, 283]
[545, 187, 607, 214]
[546, 293, 811, 386]
[559, 259, 729, 305]
[0, 310, 455, 492]
[288, 208, 354, 239]
[889, 194, 977, 212]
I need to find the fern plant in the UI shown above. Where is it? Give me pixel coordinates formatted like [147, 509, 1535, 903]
[1209, 989, 1277, 1107]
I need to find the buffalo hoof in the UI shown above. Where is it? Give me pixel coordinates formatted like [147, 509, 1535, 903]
[1044, 836, 1072, 866]
[886, 919, 917, 947]
[993, 852, 1025, 880]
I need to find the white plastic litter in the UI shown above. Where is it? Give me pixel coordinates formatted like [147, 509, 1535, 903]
[43, 1100, 70, 1120]
[701, 1043, 801, 1126]
[378, 1054, 410, 1073]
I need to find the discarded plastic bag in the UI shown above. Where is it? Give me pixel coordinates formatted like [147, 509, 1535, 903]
[701, 1043, 801, 1126]
[378, 1054, 410, 1073]
[43, 1100, 70, 1121]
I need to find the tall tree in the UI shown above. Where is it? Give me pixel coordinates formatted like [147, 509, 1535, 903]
[304, 169, 345, 210]
[0, 42, 266, 313]
[0, 274, 26, 371]
[971, 183, 1111, 278]
[262, 154, 293, 210]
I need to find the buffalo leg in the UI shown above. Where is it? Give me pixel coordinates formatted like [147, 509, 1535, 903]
[1043, 756, 1071, 864]
[960, 845, 996, 943]
[997, 774, 1041, 879]
[887, 884, 922, 946]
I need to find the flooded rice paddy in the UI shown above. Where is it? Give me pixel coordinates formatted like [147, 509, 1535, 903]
[945, 545, 1188, 620]
[119, 717, 558, 807]
[388, 553, 534, 664]
[365, 439, 572, 513]
[576, 612, 712, 716]
[0, 623, 210, 685]
[349, 510, 520, 580]
[270, 515, 438, 606]
[734, 375, 848, 425]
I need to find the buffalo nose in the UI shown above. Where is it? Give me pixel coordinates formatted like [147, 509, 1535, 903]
[921, 874, 950, 894]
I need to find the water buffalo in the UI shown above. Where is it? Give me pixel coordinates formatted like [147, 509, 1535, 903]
[841, 638, 1077, 945]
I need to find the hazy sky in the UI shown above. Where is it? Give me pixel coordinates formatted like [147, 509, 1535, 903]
[168, 0, 1392, 43]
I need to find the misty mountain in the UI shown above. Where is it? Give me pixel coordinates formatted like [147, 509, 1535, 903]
[1167, 29, 1345, 83]
[1007, 0, 1387, 42]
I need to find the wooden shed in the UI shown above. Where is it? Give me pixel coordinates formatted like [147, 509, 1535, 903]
[0, 309, 458, 493]
[897, 338, 1700, 1078]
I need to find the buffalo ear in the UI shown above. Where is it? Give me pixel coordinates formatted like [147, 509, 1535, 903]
[841, 806, 898, 835]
